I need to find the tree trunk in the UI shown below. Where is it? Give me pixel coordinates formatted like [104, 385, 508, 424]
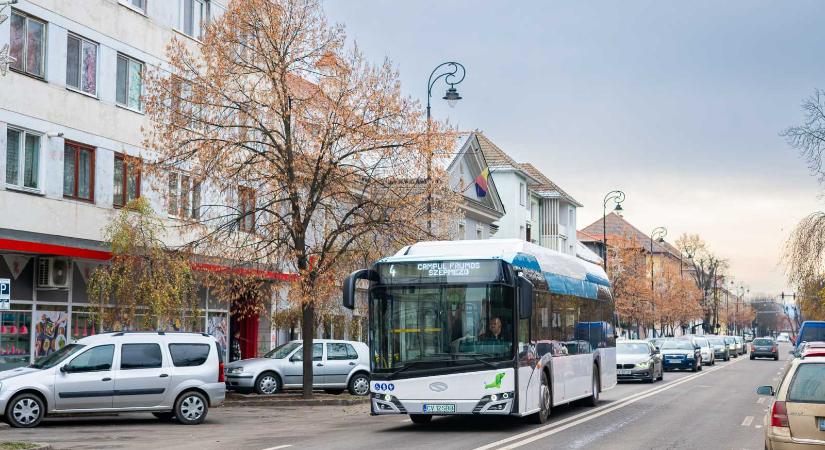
[301, 301, 315, 399]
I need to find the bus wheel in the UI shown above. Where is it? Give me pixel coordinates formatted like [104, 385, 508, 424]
[528, 371, 551, 424]
[583, 365, 600, 407]
[409, 414, 432, 424]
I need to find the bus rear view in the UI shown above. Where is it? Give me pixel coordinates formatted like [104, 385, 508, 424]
[342, 239, 616, 424]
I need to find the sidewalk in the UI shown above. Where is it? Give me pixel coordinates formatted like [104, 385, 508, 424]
[223, 391, 368, 408]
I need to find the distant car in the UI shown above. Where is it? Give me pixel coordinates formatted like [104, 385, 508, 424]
[744, 333, 754, 343]
[691, 336, 715, 366]
[616, 340, 663, 383]
[224, 339, 370, 396]
[776, 332, 791, 343]
[723, 336, 739, 358]
[757, 355, 825, 449]
[707, 336, 731, 361]
[735, 336, 747, 355]
[648, 338, 666, 350]
[660, 339, 702, 372]
[750, 337, 779, 360]
[0, 331, 225, 428]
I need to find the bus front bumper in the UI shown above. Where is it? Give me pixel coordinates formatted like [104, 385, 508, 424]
[371, 393, 514, 415]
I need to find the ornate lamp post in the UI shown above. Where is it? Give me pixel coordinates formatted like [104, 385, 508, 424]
[425, 62, 466, 234]
[650, 226, 667, 338]
[602, 190, 625, 271]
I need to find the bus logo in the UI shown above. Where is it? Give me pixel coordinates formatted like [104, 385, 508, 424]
[485, 373, 505, 389]
[429, 382, 448, 392]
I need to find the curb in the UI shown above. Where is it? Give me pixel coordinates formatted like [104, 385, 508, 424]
[223, 398, 367, 408]
[1, 444, 52, 450]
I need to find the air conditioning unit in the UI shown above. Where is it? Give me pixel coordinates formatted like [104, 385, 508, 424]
[37, 258, 70, 289]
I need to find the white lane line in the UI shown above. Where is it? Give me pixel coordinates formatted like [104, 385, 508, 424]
[755, 425, 762, 429]
[757, 397, 765, 404]
[261, 446, 293, 450]
[475, 357, 746, 450]
[401, 419, 412, 423]
[742, 416, 754, 427]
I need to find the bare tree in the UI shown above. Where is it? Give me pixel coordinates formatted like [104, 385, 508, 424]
[676, 233, 727, 332]
[142, 0, 461, 398]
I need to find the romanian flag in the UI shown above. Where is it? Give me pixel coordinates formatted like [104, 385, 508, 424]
[475, 168, 490, 198]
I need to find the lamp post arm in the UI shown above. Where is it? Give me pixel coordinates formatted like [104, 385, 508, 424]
[427, 62, 466, 116]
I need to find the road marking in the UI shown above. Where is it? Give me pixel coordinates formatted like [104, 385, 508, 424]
[261, 446, 292, 450]
[742, 416, 754, 427]
[757, 397, 765, 404]
[755, 425, 762, 429]
[401, 419, 412, 423]
[475, 357, 746, 450]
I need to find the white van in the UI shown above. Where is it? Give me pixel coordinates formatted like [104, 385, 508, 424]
[0, 331, 225, 428]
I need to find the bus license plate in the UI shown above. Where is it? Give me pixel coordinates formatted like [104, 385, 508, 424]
[423, 404, 455, 413]
[818, 417, 825, 431]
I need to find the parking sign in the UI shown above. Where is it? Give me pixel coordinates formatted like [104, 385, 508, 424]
[0, 278, 10, 310]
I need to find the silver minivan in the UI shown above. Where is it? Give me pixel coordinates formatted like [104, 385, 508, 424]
[0, 332, 225, 428]
[225, 339, 370, 396]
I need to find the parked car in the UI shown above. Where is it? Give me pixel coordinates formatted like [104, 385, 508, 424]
[723, 336, 739, 358]
[648, 338, 666, 350]
[0, 331, 225, 428]
[744, 333, 754, 343]
[757, 355, 825, 449]
[707, 336, 731, 361]
[792, 321, 825, 354]
[800, 342, 825, 359]
[660, 339, 702, 372]
[224, 339, 370, 396]
[691, 336, 715, 366]
[735, 336, 747, 355]
[750, 337, 779, 360]
[616, 340, 663, 383]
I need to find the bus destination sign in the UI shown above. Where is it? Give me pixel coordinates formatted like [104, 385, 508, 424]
[377, 260, 502, 284]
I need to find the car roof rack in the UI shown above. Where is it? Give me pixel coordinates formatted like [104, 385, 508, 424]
[108, 331, 211, 337]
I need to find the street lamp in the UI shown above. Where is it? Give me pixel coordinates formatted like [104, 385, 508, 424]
[650, 226, 667, 338]
[602, 190, 625, 271]
[425, 62, 466, 234]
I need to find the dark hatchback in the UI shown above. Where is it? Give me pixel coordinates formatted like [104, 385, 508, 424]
[750, 337, 778, 360]
[661, 339, 702, 372]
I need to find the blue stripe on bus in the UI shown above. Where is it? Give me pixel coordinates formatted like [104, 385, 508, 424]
[510, 253, 605, 299]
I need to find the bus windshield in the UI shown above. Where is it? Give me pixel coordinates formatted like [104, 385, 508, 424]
[370, 283, 514, 373]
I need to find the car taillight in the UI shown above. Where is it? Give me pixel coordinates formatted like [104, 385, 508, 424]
[771, 401, 789, 427]
[218, 362, 225, 383]
[771, 346, 777, 352]
[751, 345, 756, 352]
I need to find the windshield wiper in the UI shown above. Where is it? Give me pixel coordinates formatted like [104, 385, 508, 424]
[455, 352, 498, 369]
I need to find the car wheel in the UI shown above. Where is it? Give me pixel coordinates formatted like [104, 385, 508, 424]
[255, 372, 282, 395]
[774, 355, 779, 361]
[348, 372, 370, 396]
[750, 355, 755, 360]
[5, 393, 45, 428]
[153, 412, 175, 422]
[175, 391, 209, 425]
[583, 365, 600, 406]
[692, 361, 698, 372]
[657, 366, 664, 381]
[409, 414, 432, 424]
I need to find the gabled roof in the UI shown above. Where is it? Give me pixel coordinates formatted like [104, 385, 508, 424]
[446, 134, 506, 219]
[580, 212, 681, 256]
[474, 133, 522, 170]
[518, 163, 582, 207]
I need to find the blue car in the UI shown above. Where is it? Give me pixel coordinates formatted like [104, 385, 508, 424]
[660, 339, 702, 372]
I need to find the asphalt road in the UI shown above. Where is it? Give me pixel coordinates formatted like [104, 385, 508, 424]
[0, 344, 791, 450]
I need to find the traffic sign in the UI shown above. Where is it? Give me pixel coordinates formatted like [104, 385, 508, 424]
[0, 278, 9, 310]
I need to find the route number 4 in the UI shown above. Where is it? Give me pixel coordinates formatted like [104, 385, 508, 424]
[0, 278, 10, 310]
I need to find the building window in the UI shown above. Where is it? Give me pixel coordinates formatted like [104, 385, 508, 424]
[476, 227, 483, 240]
[519, 182, 526, 206]
[66, 34, 98, 96]
[116, 54, 143, 111]
[113, 154, 141, 207]
[63, 142, 95, 202]
[9, 11, 46, 78]
[120, 0, 146, 13]
[238, 186, 255, 232]
[5, 128, 41, 190]
[458, 222, 465, 240]
[168, 172, 201, 219]
[179, 0, 207, 39]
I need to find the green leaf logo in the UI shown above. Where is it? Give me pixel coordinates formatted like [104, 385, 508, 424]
[484, 372, 505, 389]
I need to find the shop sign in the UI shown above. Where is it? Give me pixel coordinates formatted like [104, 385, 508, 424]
[0, 278, 10, 310]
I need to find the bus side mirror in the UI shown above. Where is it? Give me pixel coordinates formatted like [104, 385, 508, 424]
[342, 269, 378, 309]
[517, 274, 533, 320]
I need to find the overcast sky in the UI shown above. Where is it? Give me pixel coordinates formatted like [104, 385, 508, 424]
[323, 0, 825, 297]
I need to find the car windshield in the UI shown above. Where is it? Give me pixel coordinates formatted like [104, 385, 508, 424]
[708, 338, 724, 345]
[370, 283, 515, 371]
[800, 325, 825, 344]
[694, 338, 708, 347]
[754, 339, 774, 346]
[29, 343, 85, 369]
[787, 363, 825, 403]
[661, 340, 694, 350]
[724, 337, 735, 344]
[618, 343, 650, 355]
[264, 342, 302, 359]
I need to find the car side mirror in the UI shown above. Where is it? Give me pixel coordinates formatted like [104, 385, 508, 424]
[517, 273, 534, 320]
[290, 353, 303, 362]
[654, 348, 660, 354]
[342, 269, 379, 310]
[756, 385, 774, 396]
[60, 365, 70, 373]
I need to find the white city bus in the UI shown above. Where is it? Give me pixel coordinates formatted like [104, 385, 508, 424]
[342, 239, 616, 424]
